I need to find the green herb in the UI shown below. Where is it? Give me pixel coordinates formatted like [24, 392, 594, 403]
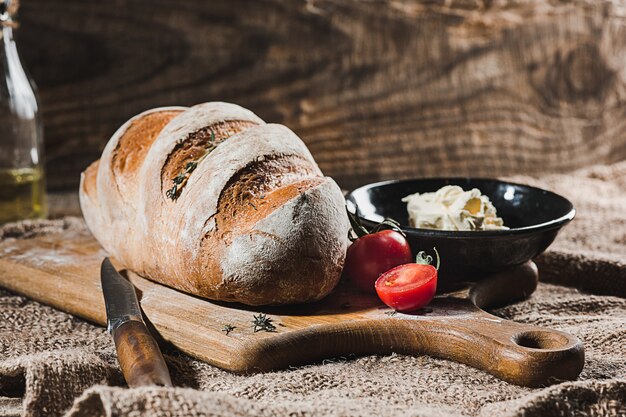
[222, 324, 236, 335]
[166, 130, 218, 201]
[165, 184, 178, 200]
[202, 132, 217, 155]
[166, 159, 199, 201]
[185, 161, 197, 172]
[173, 173, 186, 185]
[385, 311, 397, 316]
[248, 201, 257, 211]
[252, 313, 276, 333]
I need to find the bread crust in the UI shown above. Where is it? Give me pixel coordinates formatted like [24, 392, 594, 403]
[79, 102, 349, 305]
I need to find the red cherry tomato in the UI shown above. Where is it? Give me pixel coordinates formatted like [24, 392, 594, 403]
[375, 263, 437, 312]
[343, 229, 413, 293]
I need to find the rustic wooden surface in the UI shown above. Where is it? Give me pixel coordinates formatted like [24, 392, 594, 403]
[17, 0, 626, 190]
[0, 222, 584, 387]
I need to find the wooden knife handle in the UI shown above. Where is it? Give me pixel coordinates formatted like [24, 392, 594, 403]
[112, 320, 172, 387]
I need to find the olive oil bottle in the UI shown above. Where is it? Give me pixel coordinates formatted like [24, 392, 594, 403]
[0, 0, 47, 225]
[0, 167, 46, 223]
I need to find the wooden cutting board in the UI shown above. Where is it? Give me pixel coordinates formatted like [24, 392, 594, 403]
[0, 224, 584, 387]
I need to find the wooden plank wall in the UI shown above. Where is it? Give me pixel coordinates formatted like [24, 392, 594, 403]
[17, 0, 626, 190]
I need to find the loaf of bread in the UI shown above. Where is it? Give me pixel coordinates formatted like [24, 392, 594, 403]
[79, 102, 349, 305]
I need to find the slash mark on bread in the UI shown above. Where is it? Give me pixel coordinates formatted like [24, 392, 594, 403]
[111, 110, 182, 203]
[160, 120, 259, 201]
[210, 154, 322, 244]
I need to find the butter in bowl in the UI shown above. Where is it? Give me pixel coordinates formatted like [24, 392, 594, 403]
[345, 178, 576, 280]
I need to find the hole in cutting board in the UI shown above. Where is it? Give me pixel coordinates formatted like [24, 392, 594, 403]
[513, 330, 570, 350]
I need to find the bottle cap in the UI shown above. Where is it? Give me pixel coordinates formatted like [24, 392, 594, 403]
[0, 0, 18, 26]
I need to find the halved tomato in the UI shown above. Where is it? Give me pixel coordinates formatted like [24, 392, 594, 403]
[375, 251, 439, 312]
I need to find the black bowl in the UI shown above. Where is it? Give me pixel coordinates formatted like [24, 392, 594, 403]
[345, 178, 575, 280]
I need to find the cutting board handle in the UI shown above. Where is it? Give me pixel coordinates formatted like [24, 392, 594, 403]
[397, 308, 584, 387]
[395, 262, 584, 387]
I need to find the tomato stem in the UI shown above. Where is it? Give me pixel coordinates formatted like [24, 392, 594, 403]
[415, 247, 440, 270]
[346, 206, 370, 241]
[346, 204, 406, 242]
[371, 218, 406, 237]
[433, 247, 440, 270]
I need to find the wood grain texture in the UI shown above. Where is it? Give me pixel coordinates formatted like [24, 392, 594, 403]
[112, 320, 173, 387]
[16, 0, 626, 190]
[0, 221, 584, 387]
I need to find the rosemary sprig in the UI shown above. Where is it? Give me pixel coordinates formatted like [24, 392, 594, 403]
[252, 313, 276, 333]
[185, 161, 197, 172]
[165, 156, 202, 201]
[165, 131, 216, 201]
[165, 184, 178, 200]
[222, 324, 236, 335]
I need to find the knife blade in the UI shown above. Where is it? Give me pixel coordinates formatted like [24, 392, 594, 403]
[101, 257, 172, 387]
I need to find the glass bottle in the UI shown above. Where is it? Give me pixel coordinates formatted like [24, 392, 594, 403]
[0, 0, 46, 224]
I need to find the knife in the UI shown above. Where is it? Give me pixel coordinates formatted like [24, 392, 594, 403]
[101, 257, 172, 387]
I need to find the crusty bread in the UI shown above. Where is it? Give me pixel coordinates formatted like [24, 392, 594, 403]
[79, 102, 349, 305]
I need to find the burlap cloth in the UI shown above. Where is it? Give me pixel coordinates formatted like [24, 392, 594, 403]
[0, 162, 625, 417]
